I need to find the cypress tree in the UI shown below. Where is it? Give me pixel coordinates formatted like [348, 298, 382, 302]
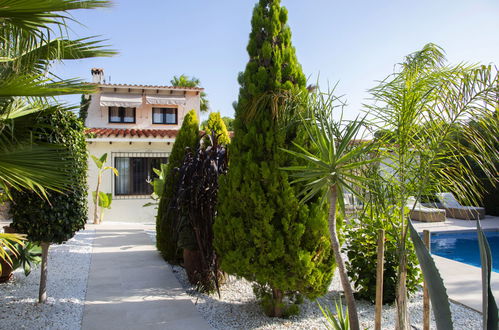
[156, 109, 199, 263]
[203, 112, 230, 145]
[214, 0, 334, 317]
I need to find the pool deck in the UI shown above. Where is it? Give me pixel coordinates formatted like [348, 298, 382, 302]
[413, 215, 499, 313]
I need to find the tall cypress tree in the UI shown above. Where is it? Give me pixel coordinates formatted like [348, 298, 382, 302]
[156, 109, 199, 263]
[214, 0, 334, 317]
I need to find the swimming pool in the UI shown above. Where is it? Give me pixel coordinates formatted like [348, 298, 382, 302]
[431, 230, 499, 273]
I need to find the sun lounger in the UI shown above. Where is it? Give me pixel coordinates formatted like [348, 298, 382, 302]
[436, 192, 485, 220]
[343, 193, 363, 216]
[407, 196, 446, 222]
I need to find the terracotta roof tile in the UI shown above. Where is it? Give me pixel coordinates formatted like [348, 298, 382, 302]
[86, 128, 179, 139]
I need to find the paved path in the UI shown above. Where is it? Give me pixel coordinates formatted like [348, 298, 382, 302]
[82, 223, 210, 330]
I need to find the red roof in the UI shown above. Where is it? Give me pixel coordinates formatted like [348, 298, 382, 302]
[86, 128, 179, 139]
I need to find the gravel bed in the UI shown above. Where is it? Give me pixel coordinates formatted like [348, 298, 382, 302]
[0, 229, 95, 330]
[170, 264, 482, 330]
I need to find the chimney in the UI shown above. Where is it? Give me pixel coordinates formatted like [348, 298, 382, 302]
[91, 68, 104, 84]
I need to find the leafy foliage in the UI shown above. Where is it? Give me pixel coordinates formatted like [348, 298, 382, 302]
[318, 299, 350, 330]
[214, 0, 333, 317]
[10, 109, 88, 244]
[367, 43, 499, 329]
[0, 0, 115, 199]
[170, 75, 209, 112]
[79, 94, 91, 123]
[280, 89, 373, 328]
[156, 109, 199, 263]
[0, 233, 25, 272]
[222, 116, 234, 131]
[143, 163, 168, 208]
[202, 112, 230, 145]
[90, 153, 118, 224]
[11, 241, 42, 276]
[344, 210, 421, 304]
[175, 133, 228, 293]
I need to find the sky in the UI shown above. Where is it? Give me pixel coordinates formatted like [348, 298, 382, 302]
[54, 0, 499, 121]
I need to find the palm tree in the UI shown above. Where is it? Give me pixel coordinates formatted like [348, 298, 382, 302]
[0, 0, 115, 198]
[0, 0, 115, 265]
[281, 90, 376, 330]
[366, 43, 498, 330]
[170, 74, 209, 112]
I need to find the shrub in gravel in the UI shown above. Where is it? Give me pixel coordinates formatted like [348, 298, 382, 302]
[344, 209, 422, 304]
[10, 109, 88, 303]
[156, 109, 199, 264]
[214, 0, 334, 318]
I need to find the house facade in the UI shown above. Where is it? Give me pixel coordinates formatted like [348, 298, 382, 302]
[85, 68, 202, 222]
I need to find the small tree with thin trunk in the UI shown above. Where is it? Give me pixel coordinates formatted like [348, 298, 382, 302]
[10, 109, 88, 303]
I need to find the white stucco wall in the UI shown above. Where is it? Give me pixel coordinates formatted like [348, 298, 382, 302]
[87, 141, 173, 223]
[85, 87, 201, 129]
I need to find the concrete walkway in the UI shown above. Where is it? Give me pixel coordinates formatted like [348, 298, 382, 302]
[81, 223, 210, 330]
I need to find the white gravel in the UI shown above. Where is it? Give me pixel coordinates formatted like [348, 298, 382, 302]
[170, 264, 482, 330]
[0, 229, 95, 330]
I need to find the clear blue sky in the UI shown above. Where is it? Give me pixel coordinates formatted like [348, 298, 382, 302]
[54, 0, 499, 121]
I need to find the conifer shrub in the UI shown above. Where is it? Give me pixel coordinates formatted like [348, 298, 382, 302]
[202, 112, 230, 145]
[214, 0, 334, 317]
[156, 109, 199, 263]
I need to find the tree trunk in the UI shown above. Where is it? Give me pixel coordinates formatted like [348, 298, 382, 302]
[38, 242, 50, 303]
[270, 288, 283, 318]
[328, 186, 360, 330]
[396, 249, 409, 330]
[93, 174, 101, 224]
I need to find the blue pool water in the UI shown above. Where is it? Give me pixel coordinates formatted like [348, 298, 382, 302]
[431, 230, 499, 273]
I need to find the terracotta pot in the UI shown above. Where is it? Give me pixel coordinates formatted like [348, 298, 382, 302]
[3, 225, 16, 234]
[0, 257, 14, 283]
[183, 249, 202, 285]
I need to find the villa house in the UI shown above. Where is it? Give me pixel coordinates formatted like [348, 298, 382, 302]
[85, 68, 202, 222]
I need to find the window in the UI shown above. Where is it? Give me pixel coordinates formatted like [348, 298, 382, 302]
[109, 107, 136, 123]
[114, 157, 168, 196]
[152, 107, 177, 124]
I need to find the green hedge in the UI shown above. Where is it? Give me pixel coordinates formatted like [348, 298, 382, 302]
[10, 109, 88, 243]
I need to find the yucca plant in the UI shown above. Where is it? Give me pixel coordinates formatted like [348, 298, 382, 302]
[319, 299, 350, 330]
[281, 88, 376, 330]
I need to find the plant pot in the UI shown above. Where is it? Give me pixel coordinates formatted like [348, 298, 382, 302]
[0, 257, 14, 283]
[183, 248, 202, 285]
[3, 225, 16, 234]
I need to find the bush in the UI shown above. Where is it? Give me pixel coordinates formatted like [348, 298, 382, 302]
[344, 209, 422, 304]
[156, 109, 199, 263]
[10, 108, 88, 302]
[214, 0, 334, 318]
[202, 112, 230, 145]
[175, 133, 228, 292]
[10, 109, 88, 243]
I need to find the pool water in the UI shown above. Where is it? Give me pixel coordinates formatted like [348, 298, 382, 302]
[431, 230, 499, 273]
